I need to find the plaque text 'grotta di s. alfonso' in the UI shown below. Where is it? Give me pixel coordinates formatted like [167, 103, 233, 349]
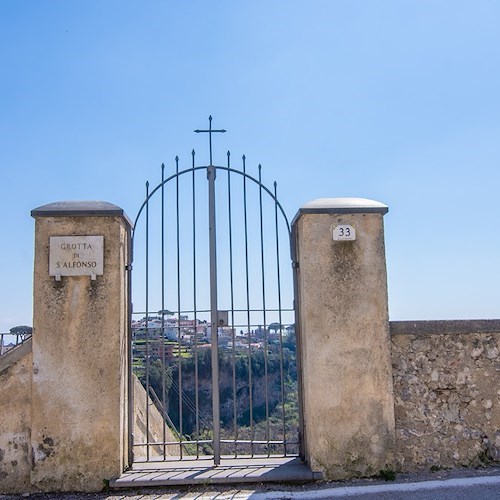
[49, 236, 104, 280]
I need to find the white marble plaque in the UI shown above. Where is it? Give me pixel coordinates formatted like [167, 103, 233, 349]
[333, 225, 356, 241]
[49, 236, 104, 278]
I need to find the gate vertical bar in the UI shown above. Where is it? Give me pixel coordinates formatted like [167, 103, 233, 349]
[192, 150, 201, 458]
[161, 163, 166, 460]
[242, 155, 254, 456]
[175, 157, 183, 459]
[127, 217, 134, 466]
[274, 181, 287, 455]
[258, 164, 270, 455]
[207, 163, 220, 465]
[227, 151, 238, 457]
[144, 181, 150, 462]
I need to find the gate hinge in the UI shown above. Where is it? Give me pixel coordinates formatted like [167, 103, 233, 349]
[292, 261, 299, 269]
[126, 264, 133, 271]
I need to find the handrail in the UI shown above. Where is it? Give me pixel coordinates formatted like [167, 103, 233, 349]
[0, 333, 33, 357]
[0, 336, 32, 374]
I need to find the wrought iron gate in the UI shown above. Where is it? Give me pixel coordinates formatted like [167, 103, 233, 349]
[130, 118, 300, 465]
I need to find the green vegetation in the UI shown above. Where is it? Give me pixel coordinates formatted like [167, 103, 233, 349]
[377, 469, 396, 481]
[134, 329, 299, 454]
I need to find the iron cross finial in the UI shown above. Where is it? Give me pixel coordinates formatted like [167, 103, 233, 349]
[194, 115, 226, 165]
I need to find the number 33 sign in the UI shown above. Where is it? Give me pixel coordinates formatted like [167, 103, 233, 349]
[333, 224, 356, 241]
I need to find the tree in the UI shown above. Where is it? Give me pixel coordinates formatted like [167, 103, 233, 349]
[268, 322, 282, 334]
[158, 309, 174, 317]
[10, 325, 32, 338]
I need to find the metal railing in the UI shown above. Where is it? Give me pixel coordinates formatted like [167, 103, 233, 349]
[0, 332, 32, 356]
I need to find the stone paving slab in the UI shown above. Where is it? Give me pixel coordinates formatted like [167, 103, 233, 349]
[110, 457, 321, 488]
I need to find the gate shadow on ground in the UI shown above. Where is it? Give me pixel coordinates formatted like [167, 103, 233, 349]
[111, 457, 321, 488]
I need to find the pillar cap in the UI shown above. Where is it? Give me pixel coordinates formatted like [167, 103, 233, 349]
[292, 197, 388, 226]
[31, 201, 133, 227]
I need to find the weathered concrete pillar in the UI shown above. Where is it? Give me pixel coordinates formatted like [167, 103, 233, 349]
[30, 201, 132, 492]
[293, 198, 395, 479]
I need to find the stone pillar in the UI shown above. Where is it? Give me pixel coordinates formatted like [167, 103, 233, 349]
[293, 198, 395, 479]
[30, 201, 132, 492]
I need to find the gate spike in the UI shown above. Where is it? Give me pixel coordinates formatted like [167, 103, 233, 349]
[192, 149, 195, 157]
[227, 150, 230, 158]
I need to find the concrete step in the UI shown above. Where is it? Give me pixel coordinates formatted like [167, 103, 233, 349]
[110, 456, 322, 488]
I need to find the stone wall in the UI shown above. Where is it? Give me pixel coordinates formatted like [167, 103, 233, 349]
[0, 341, 32, 494]
[133, 375, 178, 459]
[391, 320, 500, 471]
[0, 342, 177, 493]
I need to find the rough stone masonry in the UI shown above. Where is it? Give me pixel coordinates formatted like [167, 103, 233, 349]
[391, 321, 500, 471]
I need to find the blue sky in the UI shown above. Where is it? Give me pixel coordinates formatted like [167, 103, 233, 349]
[1, 1, 499, 331]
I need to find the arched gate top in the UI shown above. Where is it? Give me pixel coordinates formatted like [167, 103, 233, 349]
[133, 161, 291, 239]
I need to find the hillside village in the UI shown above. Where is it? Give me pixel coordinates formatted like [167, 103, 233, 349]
[132, 313, 295, 360]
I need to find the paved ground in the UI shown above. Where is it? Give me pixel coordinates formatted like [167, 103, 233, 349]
[110, 457, 320, 488]
[2, 466, 500, 499]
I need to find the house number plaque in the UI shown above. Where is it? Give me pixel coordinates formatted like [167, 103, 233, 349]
[333, 225, 356, 241]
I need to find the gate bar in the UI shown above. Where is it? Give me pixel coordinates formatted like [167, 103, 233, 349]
[242, 156, 255, 456]
[208, 164, 221, 465]
[227, 152, 239, 457]
[176, 157, 184, 460]
[192, 151, 201, 458]
[145, 181, 150, 462]
[161, 163, 167, 460]
[258, 164, 271, 455]
[274, 182, 288, 455]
